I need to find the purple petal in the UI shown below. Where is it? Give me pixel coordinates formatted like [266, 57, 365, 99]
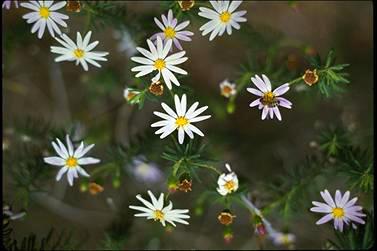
[277, 97, 292, 109]
[273, 83, 290, 96]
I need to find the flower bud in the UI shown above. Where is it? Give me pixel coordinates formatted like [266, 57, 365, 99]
[223, 228, 233, 243]
[226, 101, 235, 114]
[80, 181, 89, 192]
[112, 177, 121, 188]
[255, 223, 267, 236]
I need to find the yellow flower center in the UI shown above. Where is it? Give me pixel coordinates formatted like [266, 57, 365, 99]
[332, 207, 345, 218]
[164, 27, 176, 39]
[154, 210, 164, 221]
[154, 59, 166, 70]
[261, 91, 277, 107]
[175, 116, 189, 127]
[39, 7, 50, 19]
[73, 49, 85, 59]
[220, 11, 231, 23]
[66, 157, 78, 168]
[224, 180, 235, 191]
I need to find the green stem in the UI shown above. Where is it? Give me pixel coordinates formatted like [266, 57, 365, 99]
[229, 72, 254, 103]
[287, 76, 303, 86]
[89, 163, 116, 178]
[194, 164, 222, 175]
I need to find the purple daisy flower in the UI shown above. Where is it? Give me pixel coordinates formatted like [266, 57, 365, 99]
[247, 74, 292, 121]
[150, 9, 194, 51]
[310, 189, 366, 232]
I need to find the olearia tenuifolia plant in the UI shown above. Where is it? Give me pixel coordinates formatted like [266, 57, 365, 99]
[2, 1, 373, 250]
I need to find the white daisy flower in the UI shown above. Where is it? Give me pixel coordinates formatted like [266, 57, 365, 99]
[50, 31, 109, 71]
[310, 189, 366, 232]
[247, 74, 292, 121]
[20, 0, 69, 39]
[270, 232, 295, 246]
[43, 134, 100, 186]
[151, 9, 194, 51]
[129, 190, 190, 227]
[217, 163, 239, 196]
[151, 94, 211, 144]
[198, 0, 247, 41]
[130, 36, 188, 90]
[219, 79, 236, 97]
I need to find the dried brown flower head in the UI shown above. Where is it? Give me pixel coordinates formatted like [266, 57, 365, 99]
[178, 179, 192, 192]
[217, 210, 236, 225]
[302, 69, 319, 86]
[178, 0, 195, 11]
[66, 0, 81, 12]
[149, 80, 164, 96]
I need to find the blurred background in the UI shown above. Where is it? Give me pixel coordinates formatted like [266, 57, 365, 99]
[2, 1, 373, 249]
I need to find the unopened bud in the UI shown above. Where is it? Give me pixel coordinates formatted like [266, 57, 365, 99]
[112, 177, 121, 188]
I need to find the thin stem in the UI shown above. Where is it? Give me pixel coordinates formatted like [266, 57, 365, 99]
[195, 164, 222, 175]
[287, 76, 303, 86]
[229, 72, 254, 103]
[240, 195, 278, 235]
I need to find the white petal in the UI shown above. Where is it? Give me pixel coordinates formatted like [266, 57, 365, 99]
[44, 156, 65, 166]
[228, 1, 243, 13]
[153, 111, 174, 121]
[49, 1, 66, 11]
[75, 144, 95, 158]
[76, 166, 90, 177]
[189, 115, 211, 123]
[178, 127, 185, 144]
[187, 124, 204, 137]
[77, 157, 100, 165]
[52, 141, 68, 158]
[161, 102, 178, 118]
[56, 166, 68, 181]
[136, 194, 156, 211]
[186, 106, 208, 120]
[160, 124, 177, 139]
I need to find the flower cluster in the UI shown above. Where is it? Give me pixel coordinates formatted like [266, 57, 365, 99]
[17, 1, 109, 70]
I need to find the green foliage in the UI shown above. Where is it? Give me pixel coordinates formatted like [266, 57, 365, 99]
[337, 146, 373, 193]
[307, 50, 350, 97]
[327, 210, 374, 250]
[263, 125, 373, 220]
[4, 227, 73, 251]
[319, 125, 350, 157]
[82, 1, 129, 31]
[162, 137, 217, 181]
